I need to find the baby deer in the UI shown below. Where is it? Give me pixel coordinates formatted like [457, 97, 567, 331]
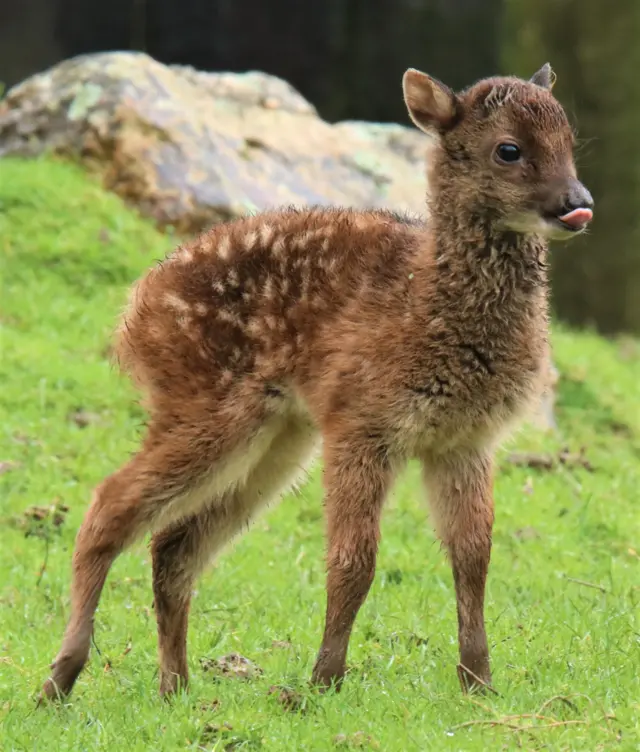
[41, 63, 593, 702]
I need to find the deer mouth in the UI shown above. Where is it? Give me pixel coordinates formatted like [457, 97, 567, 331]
[546, 207, 593, 234]
[500, 207, 593, 240]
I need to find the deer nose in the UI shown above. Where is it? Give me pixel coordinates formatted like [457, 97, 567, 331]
[558, 180, 594, 230]
[565, 180, 594, 212]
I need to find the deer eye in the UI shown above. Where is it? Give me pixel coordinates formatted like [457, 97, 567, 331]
[495, 143, 521, 164]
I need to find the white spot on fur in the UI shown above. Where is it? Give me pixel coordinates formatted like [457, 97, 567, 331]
[164, 292, 191, 313]
[259, 224, 274, 245]
[326, 256, 338, 274]
[292, 231, 313, 250]
[213, 279, 225, 294]
[218, 235, 232, 260]
[227, 269, 240, 288]
[218, 308, 241, 326]
[195, 303, 208, 316]
[247, 319, 263, 336]
[272, 236, 286, 256]
[300, 270, 311, 302]
[244, 230, 258, 251]
[263, 277, 276, 301]
[177, 315, 192, 331]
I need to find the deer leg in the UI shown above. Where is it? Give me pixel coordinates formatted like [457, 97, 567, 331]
[311, 434, 395, 690]
[422, 451, 494, 692]
[153, 415, 319, 697]
[152, 504, 227, 697]
[39, 429, 234, 703]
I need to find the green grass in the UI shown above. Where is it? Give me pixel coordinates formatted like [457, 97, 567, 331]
[0, 156, 639, 751]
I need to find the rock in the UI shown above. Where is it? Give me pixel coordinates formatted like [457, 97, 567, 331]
[168, 66, 318, 115]
[200, 653, 263, 681]
[0, 51, 426, 234]
[0, 51, 557, 431]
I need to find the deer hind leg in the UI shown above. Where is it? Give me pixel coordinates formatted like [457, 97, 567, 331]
[422, 450, 495, 692]
[152, 414, 319, 697]
[311, 431, 396, 690]
[152, 505, 225, 698]
[39, 401, 276, 703]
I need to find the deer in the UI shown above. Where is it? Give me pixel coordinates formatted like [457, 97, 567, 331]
[40, 62, 593, 703]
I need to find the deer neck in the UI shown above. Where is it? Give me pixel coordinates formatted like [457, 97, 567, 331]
[426, 189, 549, 300]
[408, 190, 550, 343]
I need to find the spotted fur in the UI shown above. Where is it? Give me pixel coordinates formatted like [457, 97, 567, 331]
[40, 64, 592, 703]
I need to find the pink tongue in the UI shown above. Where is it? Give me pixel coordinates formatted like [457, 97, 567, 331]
[559, 207, 593, 228]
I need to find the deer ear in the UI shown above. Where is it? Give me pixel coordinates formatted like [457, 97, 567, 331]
[530, 63, 556, 90]
[403, 68, 459, 133]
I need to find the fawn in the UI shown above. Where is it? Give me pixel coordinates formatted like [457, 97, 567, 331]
[41, 63, 593, 702]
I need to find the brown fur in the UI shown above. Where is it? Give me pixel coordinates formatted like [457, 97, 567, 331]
[40, 63, 593, 702]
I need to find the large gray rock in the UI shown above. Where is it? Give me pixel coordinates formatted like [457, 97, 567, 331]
[0, 51, 427, 233]
[0, 51, 557, 431]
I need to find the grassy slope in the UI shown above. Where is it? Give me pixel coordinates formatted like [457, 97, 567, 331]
[0, 157, 638, 751]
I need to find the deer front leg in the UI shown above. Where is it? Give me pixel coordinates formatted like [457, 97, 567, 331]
[311, 433, 395, 690]
[422, 451, 494, 692]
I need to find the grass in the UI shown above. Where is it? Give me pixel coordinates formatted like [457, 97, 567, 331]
[0, 156, 639, 751]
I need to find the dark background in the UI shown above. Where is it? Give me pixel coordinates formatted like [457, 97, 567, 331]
[1, 0, 638, 334]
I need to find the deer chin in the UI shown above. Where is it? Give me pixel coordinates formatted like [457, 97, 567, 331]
[500, 211, 586, 241]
